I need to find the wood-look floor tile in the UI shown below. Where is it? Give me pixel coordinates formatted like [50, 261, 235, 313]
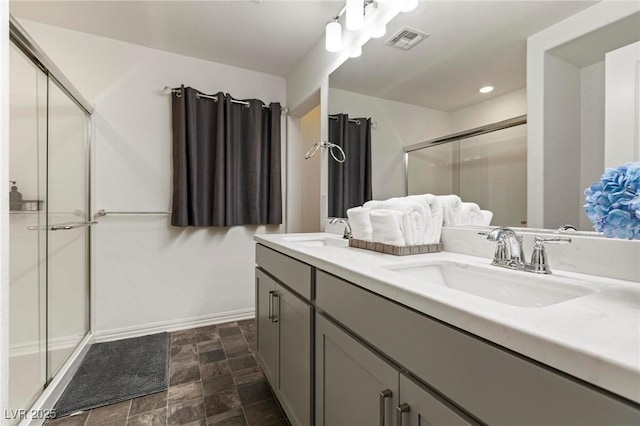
[129, 391, 167, 416]
[203, 391, 242, 417]
[85, 400, 131, 425]
[167, 398, 206, 426]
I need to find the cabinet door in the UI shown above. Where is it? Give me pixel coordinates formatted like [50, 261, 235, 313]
[316, 313, 398, 426]
[255, 268, 277, 386]
[398, 374, 477, 426]
[276, 283, 312, 426]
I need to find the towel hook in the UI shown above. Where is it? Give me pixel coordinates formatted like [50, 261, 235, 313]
[304, 141, 346, 163]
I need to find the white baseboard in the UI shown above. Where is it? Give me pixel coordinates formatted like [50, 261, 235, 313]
[93, 308, 255, 343]
[10, 334, 86, 358]
[20, 332, 93, 426]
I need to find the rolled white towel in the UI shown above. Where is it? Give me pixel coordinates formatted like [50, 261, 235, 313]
[405, 194, 443, 244]
[370, 209, 406, 246]
[364, 199, 428, 244]
[347, 207, 373, 241]
[437, 195, 462, 226]
[480, 210, 493, 226]
[460, 202, 482, 225]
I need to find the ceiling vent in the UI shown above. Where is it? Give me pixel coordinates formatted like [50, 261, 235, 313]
[385, 27, 429, 50]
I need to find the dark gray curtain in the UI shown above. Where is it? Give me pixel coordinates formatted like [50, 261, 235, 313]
[328, 114, 372, 218]
[171, 86, 282, 227]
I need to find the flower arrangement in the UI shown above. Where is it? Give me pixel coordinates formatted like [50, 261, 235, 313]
[584, 162, 640, 240]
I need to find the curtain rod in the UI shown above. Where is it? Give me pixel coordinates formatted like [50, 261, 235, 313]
[329, 114, 378, 129]
[163, 86, 287, 114]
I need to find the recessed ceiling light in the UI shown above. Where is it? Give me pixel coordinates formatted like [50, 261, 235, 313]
[479, 86, 494, 94]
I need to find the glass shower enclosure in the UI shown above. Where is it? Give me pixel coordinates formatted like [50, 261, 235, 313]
[405, 117, 527, 227]
[8, 19, 92, 420]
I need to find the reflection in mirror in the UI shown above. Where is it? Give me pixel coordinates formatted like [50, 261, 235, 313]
[406, 121, 527, 228]
[327, 1, 639, 239]
[327, 114, 372, 218]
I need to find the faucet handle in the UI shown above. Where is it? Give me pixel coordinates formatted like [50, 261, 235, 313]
[529, 236, 572, 274]
[534, 236, 572, 245]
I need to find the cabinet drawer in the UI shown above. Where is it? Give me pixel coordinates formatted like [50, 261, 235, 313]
[256, 244, 312, 300]
[316, 270, 640, 425]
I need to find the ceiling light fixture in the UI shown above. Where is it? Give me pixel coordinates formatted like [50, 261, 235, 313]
[325, 19, 342, 52]
[400, 0, 418, 13]
[479, 86, 494, 94]
[350, 46, 362, 58]
[371, 23, 386, 38]
[346, 0, 365, 31]
[325, 0, 418, 53]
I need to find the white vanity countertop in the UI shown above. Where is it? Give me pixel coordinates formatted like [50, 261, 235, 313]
[254, 232, 640, 404]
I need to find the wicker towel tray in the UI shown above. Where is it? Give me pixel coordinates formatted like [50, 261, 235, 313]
[348, 238, 442, 256]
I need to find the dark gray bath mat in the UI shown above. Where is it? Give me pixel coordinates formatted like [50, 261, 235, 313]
[54, 333, 169, 417]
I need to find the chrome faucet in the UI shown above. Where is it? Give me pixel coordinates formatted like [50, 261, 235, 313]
[482, 227, 571, 274]
[486, 227, 526, 269]
[329, 218, 352, 239]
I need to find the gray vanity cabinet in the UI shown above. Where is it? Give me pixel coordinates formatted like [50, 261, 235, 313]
[255, 245, 313, 426]
[315, 313, 398, 426]
[397, 374, 476, 426]
[255, 268, 278, 387]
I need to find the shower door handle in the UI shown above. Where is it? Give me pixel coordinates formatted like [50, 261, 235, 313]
[28, 221, 98, 231]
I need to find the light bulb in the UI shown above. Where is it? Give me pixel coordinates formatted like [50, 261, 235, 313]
[371, 23, 387, 38]
[400, 0, 418, 13]
[350, 46, 362, 58]
[479, 86, 494, 94]
[346, 0, 364, 31]
[326, 20, 342, 52]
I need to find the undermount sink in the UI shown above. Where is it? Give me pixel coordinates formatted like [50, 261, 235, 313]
[385, 261, 596, 308]
[283, 236, 349, 248]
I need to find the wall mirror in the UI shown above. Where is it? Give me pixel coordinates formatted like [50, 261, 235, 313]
[327, 1, 639, 237]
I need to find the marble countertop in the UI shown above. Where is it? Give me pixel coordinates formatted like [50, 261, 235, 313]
[254, 232, 640, 404]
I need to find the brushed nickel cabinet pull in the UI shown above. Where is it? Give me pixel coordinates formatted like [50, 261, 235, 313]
[268, 290, 275, 320]
[271, 292, 280, 323]
[396, 403, 410, 426]
[379, 389, 392, 426]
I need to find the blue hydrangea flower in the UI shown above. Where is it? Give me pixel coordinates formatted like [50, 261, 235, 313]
[584, 162, 640, 240]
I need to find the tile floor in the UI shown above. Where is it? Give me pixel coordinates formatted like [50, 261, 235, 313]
[45, 319, 290, 426]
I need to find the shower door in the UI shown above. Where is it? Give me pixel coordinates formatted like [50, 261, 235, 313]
[46, 76, 91, 379]
[8, 38, 91, 420]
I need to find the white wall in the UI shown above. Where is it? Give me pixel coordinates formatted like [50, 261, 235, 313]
[543, 54, 582, 229]
[20, 20, 287, 338]
[527, 0, 640, 228]
[1, 0, 11, 418]
[287, 106, 321, 233]
[605, 41, 640, 166]
[329, 88, 452, 200]
[580, 61, 606, 230]
[450, 88, 527, 133]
